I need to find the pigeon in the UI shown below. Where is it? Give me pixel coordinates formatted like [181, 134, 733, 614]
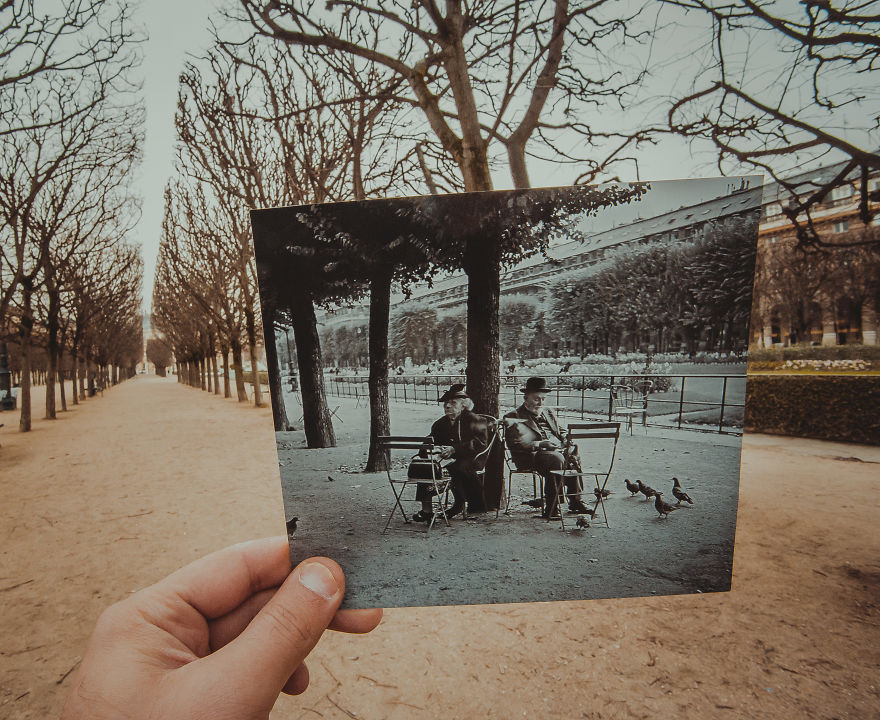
[576, 516, 591, 529]
[286, 516, 298, 534]
[327, 475, 335, 482]
[637, 479, 656, 500]
[654, 492, 678, 519]
[521, 498, 543, 508]
[593, 487, 612, 500]
[625, 478, 640, 496]
[672, 477, 693, 505]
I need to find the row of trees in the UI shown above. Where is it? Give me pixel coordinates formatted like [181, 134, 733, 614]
[317, 213, 758, 365]
[154, 1, 876, 469]
[0, 1, 145, 431]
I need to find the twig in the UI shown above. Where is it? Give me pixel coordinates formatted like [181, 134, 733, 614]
[326, 695, 358, 719]
[356, 673, 397, 689]
[56, 659, 81, 685]
[0, 579, 34, 593]
[389, 700, 424, 710]
[321, 660, 342, 687]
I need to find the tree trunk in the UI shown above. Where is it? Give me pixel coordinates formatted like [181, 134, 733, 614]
[222, 348, 231, 398]
[58, 349, 67, 412]
[464, 242, 501, 418]
[290, 292, 336, 448]
[211, 353, 220, 395]
[200, 356, 207, 391]
[365, 270, 392, 471]
[261, 305, 291, 431]
[231, 340, 248, 401]
[245, 308, 264, 407]
[79, 356, 86, 400]
[18, 286, 34, 431]
[71, 348, 79, 405]
[45, 296, 59, 418]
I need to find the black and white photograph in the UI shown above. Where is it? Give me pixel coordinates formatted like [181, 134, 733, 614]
[252, 177, 762, 609]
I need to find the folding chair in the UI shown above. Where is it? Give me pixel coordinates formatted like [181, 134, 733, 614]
[378, 435, 452, 533]
[466, 415, 500, 519]
[546, 422, 621, 530]
[611, 383, 651, 435]
[501, 418, 541, 515]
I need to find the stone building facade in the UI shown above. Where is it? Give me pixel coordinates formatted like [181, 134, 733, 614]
[752, 162, 879, 348]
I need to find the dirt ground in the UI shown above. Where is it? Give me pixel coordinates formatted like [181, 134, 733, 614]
[278, 399, 743, 608]
[1, 375, 879, 719]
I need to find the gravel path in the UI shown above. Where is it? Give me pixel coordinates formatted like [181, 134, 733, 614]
[1, 375, 878, 719]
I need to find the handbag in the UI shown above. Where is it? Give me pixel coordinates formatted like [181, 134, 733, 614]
[406, 456, 444, 480]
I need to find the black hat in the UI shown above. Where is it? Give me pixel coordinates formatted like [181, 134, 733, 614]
[439, 383, 469, 402]
[520, 376, 553, 394]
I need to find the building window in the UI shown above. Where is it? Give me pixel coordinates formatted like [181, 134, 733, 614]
[830, 184, 854, 201]
[766, 235, 778, 244]
[764, 202, 781, 218]
[833, 220, 849, 233]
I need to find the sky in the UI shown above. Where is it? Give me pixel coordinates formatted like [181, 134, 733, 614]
[135, 0, 222, 313]
[132, 1, 876, 315]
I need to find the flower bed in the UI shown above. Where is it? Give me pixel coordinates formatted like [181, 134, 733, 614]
[781, 359, 872, 372]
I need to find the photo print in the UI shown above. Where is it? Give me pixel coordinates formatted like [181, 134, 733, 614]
[250, 177, 762, 609]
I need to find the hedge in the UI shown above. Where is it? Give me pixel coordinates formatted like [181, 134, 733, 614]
[745, 375, 880, 445]
[748, 345, 880, 363]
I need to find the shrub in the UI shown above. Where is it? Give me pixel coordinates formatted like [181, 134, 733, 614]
[745, 375, 880, 444]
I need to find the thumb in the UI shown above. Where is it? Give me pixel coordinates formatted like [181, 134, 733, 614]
[204, 557, 344, 708]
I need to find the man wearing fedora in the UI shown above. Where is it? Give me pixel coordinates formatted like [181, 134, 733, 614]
[504, 377, 590, 518]
[413, 384, 492, 522]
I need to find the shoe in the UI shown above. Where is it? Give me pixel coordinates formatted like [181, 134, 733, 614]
[541, 501, 561, 520]
[412, 510, 432, 522]
[521, 498, 543, 508]
[568, 499, 591, 515]
[443, 502, 465, 519]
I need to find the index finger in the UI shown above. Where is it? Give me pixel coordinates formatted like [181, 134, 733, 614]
[155, 536, 292, 619]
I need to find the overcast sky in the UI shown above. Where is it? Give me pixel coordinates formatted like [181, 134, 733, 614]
[133, 1, 876, 314]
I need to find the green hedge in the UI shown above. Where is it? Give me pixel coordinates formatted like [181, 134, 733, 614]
[745, 375, 880, 445]
[748, 345, 880, 363]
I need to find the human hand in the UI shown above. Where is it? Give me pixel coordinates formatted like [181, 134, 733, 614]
[439, 445, 455, 460]
[539, 440, 559, 450]
[61, 537, 383, 720]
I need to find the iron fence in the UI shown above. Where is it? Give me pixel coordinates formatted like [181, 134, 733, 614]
[324, 373, 746, 435]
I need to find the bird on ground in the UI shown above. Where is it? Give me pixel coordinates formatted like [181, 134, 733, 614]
[654, 493, 678, 519]
[625, 478, 640, 496]
[521, 498, 543, 508]
[637, 480, 656, 500]
[593, 487, 612, 500]
[328, 475, 335, 482]
[576, 516, 591, 529]
[286, 516, 299, 534]
[672, 477, 693, 505]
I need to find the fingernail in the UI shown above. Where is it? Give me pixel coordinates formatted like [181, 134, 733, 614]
[298, 561, 339, 600]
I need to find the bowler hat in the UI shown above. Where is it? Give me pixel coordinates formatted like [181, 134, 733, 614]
[439, 383, 469, 402]
[520, 376, 553, 394]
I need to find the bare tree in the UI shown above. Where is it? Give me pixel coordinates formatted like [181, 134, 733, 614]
[235, 0, 648, 415]
[0, 0, 142, 431]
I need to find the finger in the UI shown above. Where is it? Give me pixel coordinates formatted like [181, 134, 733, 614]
[281, 663, 310, 695]
[328, 607, 384, 634]
[203, 557, 344, 707]
[212, 594, 382, 650]
[209, 587, 278, 651]
[154, 537, 291, 619]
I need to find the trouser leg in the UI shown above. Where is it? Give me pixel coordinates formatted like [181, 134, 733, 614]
[534, 451, 566, 515]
